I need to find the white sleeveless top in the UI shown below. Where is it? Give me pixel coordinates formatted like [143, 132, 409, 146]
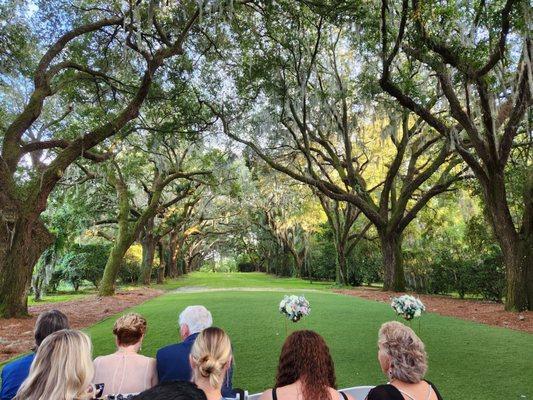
[93, 352, 158, 396]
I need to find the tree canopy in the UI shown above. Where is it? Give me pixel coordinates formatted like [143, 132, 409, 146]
[0, 0, 530, 317]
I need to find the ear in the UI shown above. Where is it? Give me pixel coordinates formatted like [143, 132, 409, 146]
[189, 354, 196, 369]
[383, 355, 392, 370]
[224, 355, 233, 371]
[180, 324, 190, 340]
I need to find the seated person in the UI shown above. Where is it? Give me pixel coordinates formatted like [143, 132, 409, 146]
[366, 321, 443, 400]
[133, 381, 207, 400]
[259, 330, 354, 400]
[14, 329, 94, 400]
[93, 313, 158, 396]
[190, 327, 234, 400]
[156, 306, 233, 397]
[0, 309, 69, 400]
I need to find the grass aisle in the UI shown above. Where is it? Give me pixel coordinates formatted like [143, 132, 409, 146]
[87, 275, 532, 400]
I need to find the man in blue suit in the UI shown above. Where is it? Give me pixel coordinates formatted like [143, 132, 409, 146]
[156, 305, 234, 397]
[1, 310, 69, 400]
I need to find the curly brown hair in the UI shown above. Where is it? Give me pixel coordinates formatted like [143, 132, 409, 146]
[275, 330, 336, 400]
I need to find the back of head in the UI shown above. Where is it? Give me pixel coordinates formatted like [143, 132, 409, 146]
[378, 321, 427, 383]
[179, 305, 212, 334]
[14, 329, 94, 400]
[275, 330, 336, 400]
[133, 381, 208, 400]
[34, 309, 69, 347]
[190, 327, 232, 389]
[113, 313, 147, 346]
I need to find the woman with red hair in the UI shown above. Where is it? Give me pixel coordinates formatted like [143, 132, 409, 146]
[259, 330, 354, 400]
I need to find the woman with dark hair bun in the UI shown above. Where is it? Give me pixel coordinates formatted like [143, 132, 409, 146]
[259, 330, 354, 400]
[93, 313, 158, 396]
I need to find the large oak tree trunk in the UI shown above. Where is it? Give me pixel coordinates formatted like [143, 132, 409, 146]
[0, 213, 53, 317]
[157, 241, 166, 284]
[336, 242, 349, 286]
[482, 172, 532, 311]
[379, 231, 405, 292]
[501, 239, 531, 311]
[523, 169, 533, 310]
[167, 233, 181, 278]
[99, 211, 135, 296]
[139, 226, 156, 285]
[99, 240, 131, 296]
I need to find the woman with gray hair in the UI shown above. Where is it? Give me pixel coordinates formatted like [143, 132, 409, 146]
[366, 321, 443, 400]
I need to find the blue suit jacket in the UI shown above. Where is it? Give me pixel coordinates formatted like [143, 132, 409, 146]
[156, 333, 234, 397]
[0, 353, 35, 400]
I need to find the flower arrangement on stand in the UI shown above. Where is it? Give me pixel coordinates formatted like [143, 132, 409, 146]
[391, 294, 425, 332]
[279, 295, 311, 336]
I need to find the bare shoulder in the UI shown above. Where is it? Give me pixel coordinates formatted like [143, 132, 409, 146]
[332, 388, 355, 400]
[258, 388, 273, 400]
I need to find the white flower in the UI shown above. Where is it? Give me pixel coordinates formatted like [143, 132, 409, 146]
[279, 294, 311, 322]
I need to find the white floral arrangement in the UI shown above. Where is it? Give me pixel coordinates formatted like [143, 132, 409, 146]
[391, 295, 425, 321]
[279, 295, 311, 322]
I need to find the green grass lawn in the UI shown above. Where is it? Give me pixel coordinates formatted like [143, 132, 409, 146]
[155, 271, 335, 291]
[25, 272, 332, 306]
[85, 274, 532, 400]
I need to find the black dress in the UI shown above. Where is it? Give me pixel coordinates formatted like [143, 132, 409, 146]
[366, 381, 443, 400]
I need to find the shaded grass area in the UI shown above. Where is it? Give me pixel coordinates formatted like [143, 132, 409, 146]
[27, 290, 95, 306]
[87, 289, 532, 400]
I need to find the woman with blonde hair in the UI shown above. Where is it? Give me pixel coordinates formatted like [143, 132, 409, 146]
[190, 327, 234, 400]
[13, 329, 94, 400]
[367, 321, 443, 400]
[93, 313, 157, 396]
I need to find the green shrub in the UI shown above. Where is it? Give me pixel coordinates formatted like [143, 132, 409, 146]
[412, 249, 505, 301]
[237, 262, 257, 272]
[117, 245, 142, 283]
[348, 241, 382, 286]
[55, 243, 111, 290]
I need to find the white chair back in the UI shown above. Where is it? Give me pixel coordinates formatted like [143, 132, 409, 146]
[340, 386, 375, 399]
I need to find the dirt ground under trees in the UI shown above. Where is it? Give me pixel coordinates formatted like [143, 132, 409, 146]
[334, 287, 533, 333]
[0, 288, 163, 363]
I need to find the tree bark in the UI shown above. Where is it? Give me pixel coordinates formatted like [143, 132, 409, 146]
[288, 247, 304, 278]
[379, 231, 405, 292]
[336, 246, 349, 286]
[480, 170, 533, 311]
[167, 232, 181, 278]
[139, 218, 156, 285]
[524, 168, 533, 309]
[480, 170, 531, 311]
[0, 214, 53, 317]
[140, 235, 156, 285]
[99, 237, 132, 296]
[157, 241, 166, 284]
